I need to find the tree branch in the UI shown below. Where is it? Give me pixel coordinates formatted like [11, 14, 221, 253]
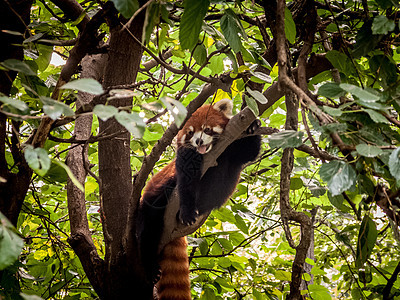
[382, 260, 400, 300]
[28, 2, 114, 148]
[66, 54, 106, 297]
[276, 1, 313, 298]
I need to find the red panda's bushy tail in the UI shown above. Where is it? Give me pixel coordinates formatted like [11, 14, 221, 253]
[156, 237, 191, 300]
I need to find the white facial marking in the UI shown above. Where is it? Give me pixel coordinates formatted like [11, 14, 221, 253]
[180, 134, 186, 145]
[190, 130, 214, 153]
[213, 126, 223, 134]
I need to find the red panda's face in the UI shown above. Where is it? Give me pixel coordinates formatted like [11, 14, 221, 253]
[177, 100, 232, 154]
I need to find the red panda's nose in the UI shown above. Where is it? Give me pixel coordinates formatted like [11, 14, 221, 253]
[196, 138, 203, 146]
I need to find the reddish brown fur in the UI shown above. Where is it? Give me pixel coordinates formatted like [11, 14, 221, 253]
[156, 237, 191, 300]
[150, 102, 231, 300]
[142, 161, 176, 198]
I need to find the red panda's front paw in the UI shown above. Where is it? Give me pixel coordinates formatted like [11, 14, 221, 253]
[246, 119, 261, 134]
[179, 209, 199, 226]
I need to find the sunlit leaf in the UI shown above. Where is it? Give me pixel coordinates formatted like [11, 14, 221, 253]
[319, 161, 356, 196]
[0, 96, 29, 112]
[246, 87, 268, 104]
[245, 95, 259, 117]
[339, 83, 380, 101]
[269, 130, 303, 149]
[115, 111, 145, 138]
[24, 145, 51, 177]
[60, 78, 104, 95]
[40, 96, 74, 120]
[161, 97, 187, 127]
[356, 144, 383, 157]
[308, 284, 332, 300]
[93, 104, 119, 121]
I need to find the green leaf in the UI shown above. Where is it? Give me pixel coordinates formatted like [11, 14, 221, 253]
[1, 59, 36, 76]
[0, 212, 23, 270]
[110, 0, 139, 19]
[275, 270, 291, 281]
[220, 8, 245, 53]
[0, 96, 29, 112]
[339, 83, 380, 101]
[327, 193, 347, 211]
[319, 161, 356, 196]
[372, 15, 395, 35]
[161, 97, 187, 127]
[322, 106, 342, 117]
[356, 144, 383, 157]
[143, 2, 160, 45]
[246, 87, 268, 104]
[53, 160, 84, 192]
[40, 96, 74, 120]
[308, 284, 332, 300]
[364, 109, 390, 124]
[20, 294, 44, 300]
[369, 55, 398, 86]
[249, 71, 272, 83]
[269, 130, 304, 149]
[179, 0, 210, 50]
[115, 111, 145, 138]
[355, 215, 378, 268]
[24, 145, 51, 176]
[357, 100, 387, 111]
[252, 289, 263, 300]
[234, 214, 248, 234]
[326, 50, 354, 74]
[93, 104, 119, 121]
[284, 7, 296, 44]
[353, 22, 383, 58]
[245, 95, 259, 117]
[389, 147, 400, 181]
[60, 78, 104, 95]
[218, 257, 231, 268]
[290, 177, 303, 190]
[193, 43, 207, 66]
[318, 83, 344, 99]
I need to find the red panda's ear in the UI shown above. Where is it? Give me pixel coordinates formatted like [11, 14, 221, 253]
[213, 99, 233, 118]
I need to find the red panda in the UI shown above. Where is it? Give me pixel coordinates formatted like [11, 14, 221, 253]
[137, 99, 261, 299]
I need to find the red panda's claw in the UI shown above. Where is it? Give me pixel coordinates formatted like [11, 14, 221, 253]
[179, 209, 199, 226]
[246, 119, 261, 134]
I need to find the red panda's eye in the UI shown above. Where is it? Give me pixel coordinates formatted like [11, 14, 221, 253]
[204, 128, 212, 135]
[187, 130, 194, 137]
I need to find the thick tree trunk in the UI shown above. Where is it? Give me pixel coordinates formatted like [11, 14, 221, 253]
[67, 54, 107, 297]
[0, 0, 34, 226]
[98, 12, 153, 299]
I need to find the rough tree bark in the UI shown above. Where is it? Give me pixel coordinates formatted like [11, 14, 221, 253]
[0, 0, 34, 226]
[67, 54, 107, 297]
[96, 11, 154, 299]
